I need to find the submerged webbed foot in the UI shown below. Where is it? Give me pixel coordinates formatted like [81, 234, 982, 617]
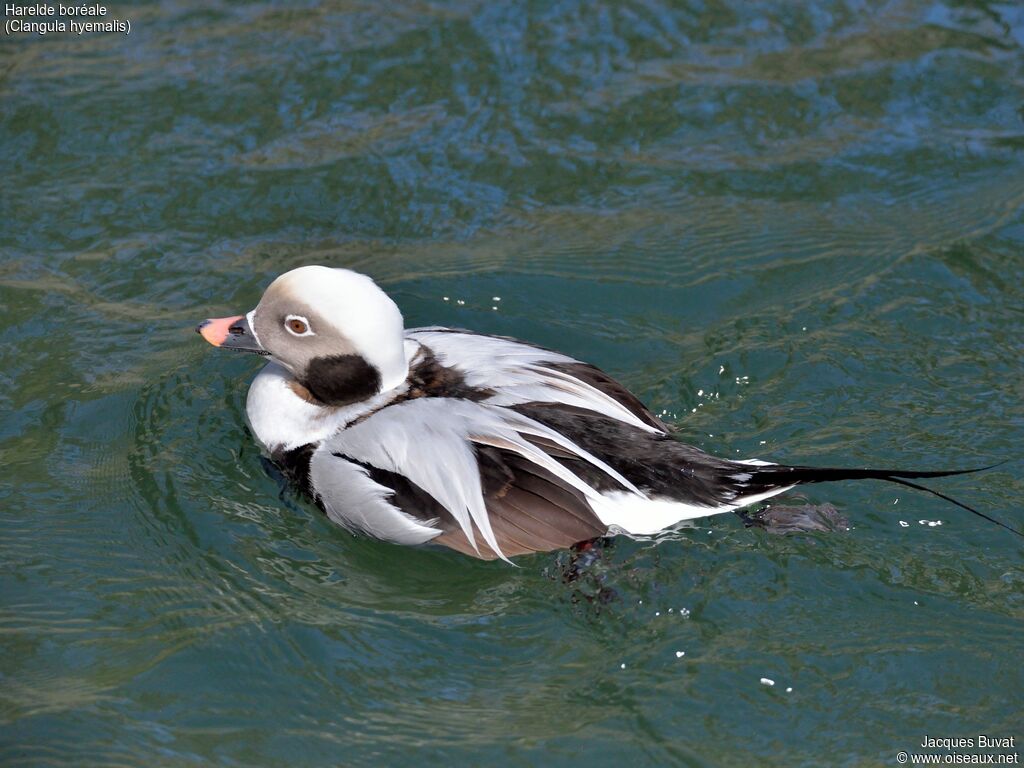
[737, 502, 850, 535]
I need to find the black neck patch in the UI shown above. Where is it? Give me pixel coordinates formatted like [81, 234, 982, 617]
[302, 354, 382, 407]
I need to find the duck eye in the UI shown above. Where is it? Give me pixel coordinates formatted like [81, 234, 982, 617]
[284, 315, 312, 336]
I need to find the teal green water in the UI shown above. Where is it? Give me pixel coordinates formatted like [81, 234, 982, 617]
[2, 2, 1023, 765]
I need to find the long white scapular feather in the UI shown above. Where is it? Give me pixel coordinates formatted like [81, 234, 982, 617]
[308, 454, 442, 545]
[323, 398, 644, 561]
[407, 329, 661, 433]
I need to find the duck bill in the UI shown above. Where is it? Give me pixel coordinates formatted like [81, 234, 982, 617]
[196, 314, 267, 355]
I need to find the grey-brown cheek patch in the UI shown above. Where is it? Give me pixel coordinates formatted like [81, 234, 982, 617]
[302, 354, 382, 407]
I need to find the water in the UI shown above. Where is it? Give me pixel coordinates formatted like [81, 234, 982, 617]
[2, 1, 1023, 765]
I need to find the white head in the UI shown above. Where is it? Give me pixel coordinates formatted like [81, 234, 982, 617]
[198, 266, 408, 406]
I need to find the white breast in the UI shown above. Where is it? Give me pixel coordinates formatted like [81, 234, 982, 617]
[245, 361, 407, 454]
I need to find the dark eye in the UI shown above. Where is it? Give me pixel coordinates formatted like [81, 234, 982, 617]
[284, 315, 312, 336]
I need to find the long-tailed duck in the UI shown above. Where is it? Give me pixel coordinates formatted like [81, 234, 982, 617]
[197, 266, 1015, 561]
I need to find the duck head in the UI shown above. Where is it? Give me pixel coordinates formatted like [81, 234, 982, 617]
[197, 266, 408, 406]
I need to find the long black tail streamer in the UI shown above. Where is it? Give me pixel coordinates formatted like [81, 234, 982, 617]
[751, 462, 1022, 539]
